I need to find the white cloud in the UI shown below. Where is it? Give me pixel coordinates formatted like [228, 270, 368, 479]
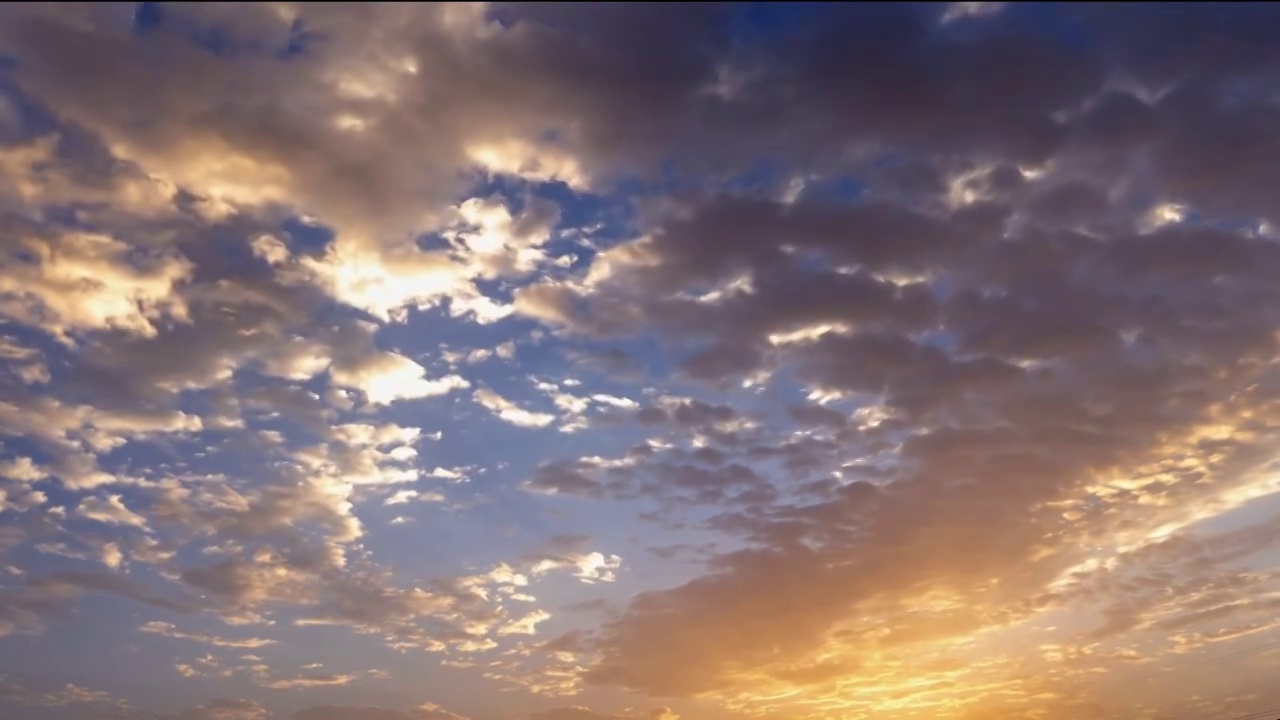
[591, 394, 638, 410]
[77, 495, 149, 530]
[100, 542, 123, 569]
[0, 231, 191, 342]
[473, 388, 556, 428]
[331, 351, 470, 405]
[532, 551, 623, 584]
[497, 609, 552, 636]
[385, 489, 444, 506]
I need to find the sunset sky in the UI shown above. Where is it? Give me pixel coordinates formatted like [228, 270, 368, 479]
[4, 2, 1280, 719]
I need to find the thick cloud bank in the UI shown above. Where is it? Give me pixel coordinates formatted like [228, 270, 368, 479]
[3, 3, 1280, 720]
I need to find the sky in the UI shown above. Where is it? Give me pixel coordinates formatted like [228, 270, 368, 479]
[3, 2, 1280, 719]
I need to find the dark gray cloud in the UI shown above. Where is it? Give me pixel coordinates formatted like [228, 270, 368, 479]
[494, 5, 1280, 710]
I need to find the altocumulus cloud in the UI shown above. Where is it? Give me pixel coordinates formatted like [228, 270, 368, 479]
[3, 3, 1280, 720]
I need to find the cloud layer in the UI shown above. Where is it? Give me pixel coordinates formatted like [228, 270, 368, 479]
[3, 3, 1280, 720]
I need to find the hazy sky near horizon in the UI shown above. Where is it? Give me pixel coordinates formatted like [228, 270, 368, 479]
[3, 2, 1280, 719]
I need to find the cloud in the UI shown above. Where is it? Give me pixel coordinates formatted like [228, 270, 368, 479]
[384, 489, 445, 506]
[0, 397, 203, 489]
[1, 570, 194, 637]
[563, 221, 1280, 708]
[138, 621, 275, 649]
[0, 678, 126, 709]
[497, 609, 552, 636]
[473, 388, 557, 429]
[0, 230, 192, 342]
[330, 349, 470, 406]
[532, 551, 623, 586]
[257, 673, 357, 690]
[939, 2, 1008, 24]
[514, 283, 583, 327]
[292, 703, 469, 720]
[169, 699, 272, 720]
[77, 494, 150, 530]
[95, 698, 271, 720]
[524, 459, 625, 499]
[524, 535, 623, 585]
[482, 8, 1280, 716]
[528, 708, 678, 720]
[2, 4, 1280, 720]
